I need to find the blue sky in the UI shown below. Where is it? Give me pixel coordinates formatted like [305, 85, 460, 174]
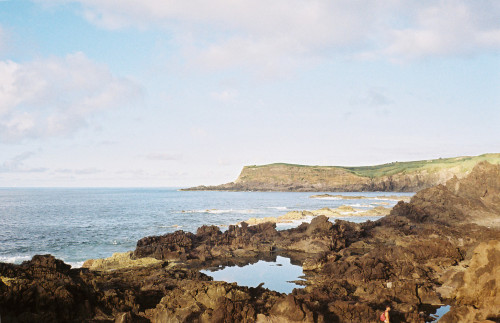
[0, 0, 499, 187]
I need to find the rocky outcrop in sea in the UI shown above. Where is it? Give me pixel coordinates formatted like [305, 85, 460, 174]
[1, 162, 499, 322]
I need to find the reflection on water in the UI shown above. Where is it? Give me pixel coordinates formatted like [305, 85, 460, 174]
[427, 305, 451, 322]
[201, 256, 304, 294]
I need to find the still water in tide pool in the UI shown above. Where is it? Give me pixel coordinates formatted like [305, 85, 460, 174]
[201, 256, 304, 294]
[0, 188, 413, 267]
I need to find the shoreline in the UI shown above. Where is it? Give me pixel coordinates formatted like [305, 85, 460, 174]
[77, 201, 400, 269]
[81, 196, 409, 268]
[0, 191, 413, 267]
[1, 163, 499, 322]
[240, 205, 393, 227]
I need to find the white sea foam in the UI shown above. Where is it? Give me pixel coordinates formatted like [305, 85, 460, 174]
[373, 202, 391, 205]
[0, 255, 87, 269]
[275, 216, 315, 230]
[0, 255, 31, 264]
[267, 206, 288, 210]
[348, 203, 373, 208]
[158, 224, 183, 228]
[183, 209, 257, 214]
[67, 261, 85, 268]
[312, 196, 342, 200]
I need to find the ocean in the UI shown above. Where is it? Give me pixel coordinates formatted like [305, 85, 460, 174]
[0, 188, 413, 267]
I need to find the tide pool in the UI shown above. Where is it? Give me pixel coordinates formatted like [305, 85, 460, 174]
[201, 256, 304, 294]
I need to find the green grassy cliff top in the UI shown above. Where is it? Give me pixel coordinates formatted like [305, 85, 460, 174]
[244, 153, 500, 179]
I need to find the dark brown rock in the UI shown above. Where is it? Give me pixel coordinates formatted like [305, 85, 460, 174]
[440, 240, 500, 323]
[0, 255, 97, 322]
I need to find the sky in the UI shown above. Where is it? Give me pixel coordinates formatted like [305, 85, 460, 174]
[0, 0, 499, 187]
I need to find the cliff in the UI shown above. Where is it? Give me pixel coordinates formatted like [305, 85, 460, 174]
[184, 153, 500, 192]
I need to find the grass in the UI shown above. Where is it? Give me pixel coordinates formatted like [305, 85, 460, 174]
[244, 153, 500, 179]
[341, 153, 500, 178]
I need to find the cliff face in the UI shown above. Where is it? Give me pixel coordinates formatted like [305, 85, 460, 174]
[184, 153, 500, 192]
[235, 164, 370, 191]
[407, 161, 500, 226]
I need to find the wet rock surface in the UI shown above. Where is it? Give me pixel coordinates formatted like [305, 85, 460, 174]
[1, 162, 499, 322]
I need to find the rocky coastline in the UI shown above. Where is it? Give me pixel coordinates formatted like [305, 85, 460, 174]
[309, 194, 412, 201]
[240, 205, 393, 226]
[1, 162, 500, 322]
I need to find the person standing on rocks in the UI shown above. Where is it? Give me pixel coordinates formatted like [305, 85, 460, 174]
[380, 306, 390, 323]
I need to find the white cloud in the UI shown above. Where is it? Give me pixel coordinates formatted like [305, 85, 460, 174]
[210, 89, 238, 103]
[31, 0, 379, 75]
[356, 89, 394, 107]
[375, 1, 500, 60]
[0, 52, 141, 142]
[54, 168, 102, 174]
[35, 0, 500, 69]
[0, 152, 47, 173]
[145, 153, 182, 161]
[190, 126, 208, 139]
[345, 88, 394, 119]
[49, 0, 374, 39]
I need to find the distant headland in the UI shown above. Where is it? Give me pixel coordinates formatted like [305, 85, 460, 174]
[183, 153, 500, 192]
